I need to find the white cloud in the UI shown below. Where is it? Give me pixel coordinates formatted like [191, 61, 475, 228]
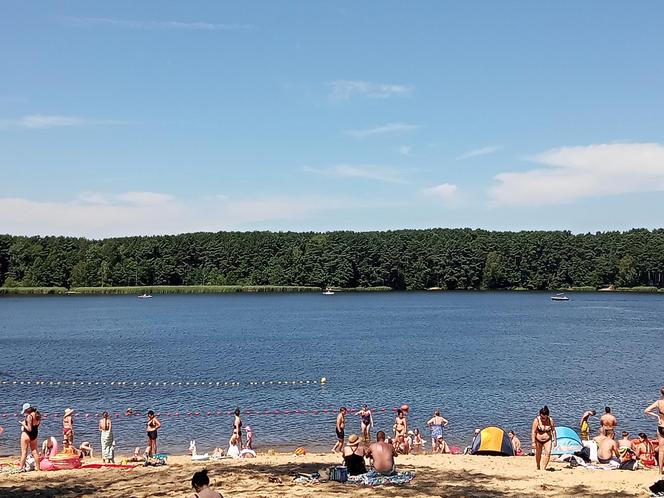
[328, 80, 413, 99]
[490, 143, 664, 206]
[303, 164, 408, 184]
[344, 123, 418, 139]
[422, 183, 459, 204]
[0, 114, 125, 130]
[456, 145, 502, 160]
[0, 192, 372, 237]
[398, 145, 412, 156]
[63, 16, 255, 31]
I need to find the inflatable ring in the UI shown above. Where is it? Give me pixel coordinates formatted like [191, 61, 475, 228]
[49, 453, 82, 470]
[294, 447, 306, 456]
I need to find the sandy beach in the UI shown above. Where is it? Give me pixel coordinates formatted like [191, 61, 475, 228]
[0, 452, 660, 497]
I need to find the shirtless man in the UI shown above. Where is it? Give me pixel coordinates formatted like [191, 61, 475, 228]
[644, 386, 664, 476]
[600, 407, 617, 439]
[331, 407, 347, 453]
[594, 428, 620, 464]
[579, 409, 596, 441]
[366, 431, 397, 475]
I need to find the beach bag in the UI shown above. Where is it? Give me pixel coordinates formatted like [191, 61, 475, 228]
[329, 466, 348, 483]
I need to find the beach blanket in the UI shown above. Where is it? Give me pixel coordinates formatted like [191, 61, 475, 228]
[80, 463, 138, 469]
[100, 429, 114, 461]
[348, 470, 415, 486]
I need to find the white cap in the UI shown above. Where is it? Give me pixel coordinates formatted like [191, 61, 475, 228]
[22, 403, 31, 413]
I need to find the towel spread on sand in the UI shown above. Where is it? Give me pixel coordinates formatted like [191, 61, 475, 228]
[348, 470, 416, 486]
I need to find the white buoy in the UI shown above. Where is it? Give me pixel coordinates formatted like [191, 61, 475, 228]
[320, 377, 328, 384]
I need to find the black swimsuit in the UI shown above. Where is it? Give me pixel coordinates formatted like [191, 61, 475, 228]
[23, 416, 39, 441]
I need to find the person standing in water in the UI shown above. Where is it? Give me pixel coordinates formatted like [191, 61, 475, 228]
[63, 408, 74, 445]
[358, 404, 373, 443]
[145, 410, 161, 457]
[98, 411, 114, 463]
[644, 386, 664, 476]
[233, 408, 243, 449]
[19, 404, 40, 472]
[427, 410, 448, 452]
[579, 409, 596, 440]
[531, 405, 556, 471]
[331, 407, 347, 453]
[600, 407, 617, 439]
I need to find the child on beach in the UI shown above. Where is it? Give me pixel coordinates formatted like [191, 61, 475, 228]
[245, 426, 253, 450]
[63, 408, 74, 445]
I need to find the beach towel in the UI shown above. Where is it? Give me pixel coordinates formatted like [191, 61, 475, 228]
[100, 429, 114, 461]
[348, 470, 415, 486]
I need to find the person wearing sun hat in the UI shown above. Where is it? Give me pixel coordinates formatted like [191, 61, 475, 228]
[63, 408, 74, 445]
[342, 434, 367, 476]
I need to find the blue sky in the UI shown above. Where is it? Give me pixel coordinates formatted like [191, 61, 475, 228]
[1, 1, 663, 237]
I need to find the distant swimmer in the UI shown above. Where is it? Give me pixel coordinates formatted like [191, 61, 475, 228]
[331, 407, 347, 453]
[644, 386, 664, 476]
[531, 405, 556, 471]
[600, 407, 617, 439]
[579, 409, 596, 440]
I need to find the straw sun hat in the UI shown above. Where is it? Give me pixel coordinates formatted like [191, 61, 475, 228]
[348, 434, 360, 446]
[64, 408, 74, 417]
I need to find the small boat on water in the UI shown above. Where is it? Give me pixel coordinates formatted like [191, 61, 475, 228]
[322, 289, 334, 295]
[138, 293, 152, 299]
[551, 293, 570, 301]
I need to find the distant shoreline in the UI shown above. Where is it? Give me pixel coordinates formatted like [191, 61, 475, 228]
[1, 285, 663, 296]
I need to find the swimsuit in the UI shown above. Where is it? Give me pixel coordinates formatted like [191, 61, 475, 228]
[336, 428, 345, 440]
[580, 420, 589, 440]
[23, 417, 39, 441]
[343, 452, 367, 476]
[597, 455, 614, 464]
[431, 424, 443, 440]
[535, 416, 553, 444]
[361, 412, 371, 426]
[658, 426, 664, 438]
[234, 418, 242, 435]
[147, 430, 158, 440]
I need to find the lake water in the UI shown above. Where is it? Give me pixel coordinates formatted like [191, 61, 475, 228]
[0, 292, 662, 455]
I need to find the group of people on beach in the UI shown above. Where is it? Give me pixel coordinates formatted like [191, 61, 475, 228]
[331, 388, 664, 476]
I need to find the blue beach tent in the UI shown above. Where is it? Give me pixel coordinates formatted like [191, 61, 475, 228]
[552, 426, 583, 455]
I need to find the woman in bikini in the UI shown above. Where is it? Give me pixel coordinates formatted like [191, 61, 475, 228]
[233, 408, 243, 449]
[358, 404, 373, 443]
[531, 405, 556, 471]
[394, 409, 408, 438]
[145, 410, 161, 457]
[19, 405, 41, 472]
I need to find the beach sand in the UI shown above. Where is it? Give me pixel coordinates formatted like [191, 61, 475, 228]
[0, 452, 659, 497]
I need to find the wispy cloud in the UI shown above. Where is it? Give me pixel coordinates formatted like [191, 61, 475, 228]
[0, 114, 125, 130]
[422, 183, 459, 205]
[344, 122, 419, 139]
[328, 80, 413, 99]
[62, 16, 256, 31]
[303, 164, 408, 184]
[0, 192, 377, 237]
[456, 145, 502, 160]
[397, 145, 412, 156]
[490, 143, 664, 206]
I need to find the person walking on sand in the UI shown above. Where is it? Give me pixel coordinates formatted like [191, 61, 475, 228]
[331, 407, 347, 453]
[358, 404, 373, 443]
[63, 408, 74, 445]
[644, 386, 664, 476]
[600, 407, 617, 439]
[18, 404, 41, 472]
[531, 405, 556, 471]
[580, 409, 596, 440]
[427, 410, 448, 452]
[233, 408, 243, 449]
[99, 411, 114, 463]
[145, 410, 161, 457]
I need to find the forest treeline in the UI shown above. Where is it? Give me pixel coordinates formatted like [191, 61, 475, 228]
[1, 229, 664, 291]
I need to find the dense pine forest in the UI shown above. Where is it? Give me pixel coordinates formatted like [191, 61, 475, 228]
[1, 229, 664, 291]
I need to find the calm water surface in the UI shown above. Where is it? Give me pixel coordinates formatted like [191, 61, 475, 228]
[0, 292, 662, 455]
